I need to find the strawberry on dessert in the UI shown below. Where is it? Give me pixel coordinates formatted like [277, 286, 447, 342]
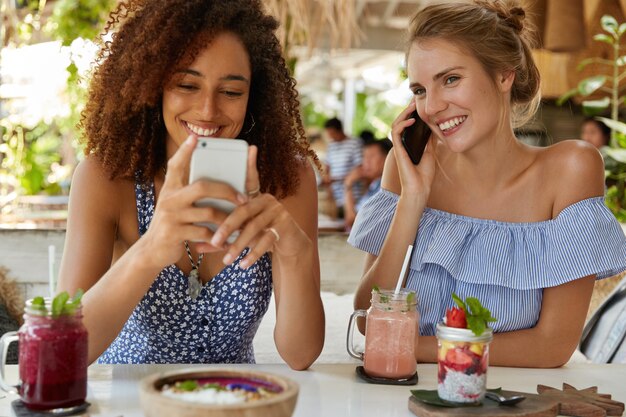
[444, 348, 473, 372]
[445, 307, 467, 328]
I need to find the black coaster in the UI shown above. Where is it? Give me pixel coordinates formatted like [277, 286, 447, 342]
[355, 365, 418, 386]
[11, 400, 90, 417]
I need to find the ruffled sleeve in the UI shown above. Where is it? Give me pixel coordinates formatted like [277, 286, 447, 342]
[349, 193, 626, 290]
[348, 189, 399, 255]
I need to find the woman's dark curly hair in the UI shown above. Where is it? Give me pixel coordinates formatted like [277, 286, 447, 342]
[80, 0, 318, 198]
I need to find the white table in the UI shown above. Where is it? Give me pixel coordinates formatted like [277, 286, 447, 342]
[0, 363, 624, 416]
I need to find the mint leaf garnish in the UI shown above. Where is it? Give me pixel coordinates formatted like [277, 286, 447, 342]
[466, 316, 486, 336]
[32, 296, 46, 310]
[451, 292, 497, 336]
[51, 292, 69, 316]
[406, 291, 416, 305]
[451, 293, 467, 312]
[33, 290, 84, 316]
[62, 289, 84, 315]
[466, 297, 486, 316]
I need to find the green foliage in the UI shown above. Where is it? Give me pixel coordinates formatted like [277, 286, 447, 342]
[300, 76, 406, 140]
[46, 0, 113, 157]
[353, 92, 404, 139]
[48, 0, 114, 46]
[559, 14, 626, 221]
[0, 120, 64, 196]
[0, 0, 110, 210]
[301, 101, 333, 130]
[8, 0, 47, 44]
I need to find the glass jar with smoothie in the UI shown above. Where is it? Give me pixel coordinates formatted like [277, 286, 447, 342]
[0, 294, 88, 411]
[347, 288, 418, 379]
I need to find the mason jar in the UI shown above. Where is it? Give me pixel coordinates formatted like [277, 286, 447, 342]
[0, 298, 88, 410]
[436, 322, 493, 404]
[348, 289, 418, 379]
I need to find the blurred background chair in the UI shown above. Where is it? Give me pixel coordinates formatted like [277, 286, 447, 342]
[580, 273, 626, 363]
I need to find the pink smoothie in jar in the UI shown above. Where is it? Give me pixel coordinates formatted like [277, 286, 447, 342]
[18, 300, 88, 410]
[364, 308, 417, 378]
[362, 290, 418, 379]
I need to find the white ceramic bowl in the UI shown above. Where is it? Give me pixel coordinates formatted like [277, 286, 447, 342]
[139, 368, 299, 417]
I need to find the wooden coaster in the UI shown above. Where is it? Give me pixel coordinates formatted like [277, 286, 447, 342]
[408, 383, 625, 417]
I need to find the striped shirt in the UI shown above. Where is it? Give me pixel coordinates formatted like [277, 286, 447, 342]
[348, 189, 626, 336]
[326, 137, 363, 207]
[356, 178, 381, 213]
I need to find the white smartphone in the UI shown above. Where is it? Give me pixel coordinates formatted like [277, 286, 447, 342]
[189, 138, 248, 237]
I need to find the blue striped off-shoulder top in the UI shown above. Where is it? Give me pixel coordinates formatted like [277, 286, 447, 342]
[348, 189, 626, 336]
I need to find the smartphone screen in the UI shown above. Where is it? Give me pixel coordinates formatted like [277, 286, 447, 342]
[401, 110, 431, 165]
[189, 138, 248, 243]
[189, 138, 248, 214]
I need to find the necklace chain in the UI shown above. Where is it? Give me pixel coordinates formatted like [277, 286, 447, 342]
[162, 166, 203, 300]
[184, 241, 204, 271]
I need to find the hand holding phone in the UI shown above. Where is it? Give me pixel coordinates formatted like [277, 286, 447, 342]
[189, 138, 248, 241]
[401, 110, 432, 165]
[189, 138, 248, 211]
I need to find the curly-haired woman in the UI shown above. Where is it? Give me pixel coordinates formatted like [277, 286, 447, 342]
[58, 0, 324, 369]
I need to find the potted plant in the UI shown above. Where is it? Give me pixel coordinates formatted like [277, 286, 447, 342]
[558, 15, 626, 222]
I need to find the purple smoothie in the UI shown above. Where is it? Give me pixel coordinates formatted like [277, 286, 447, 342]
[18, 310, 88, 410]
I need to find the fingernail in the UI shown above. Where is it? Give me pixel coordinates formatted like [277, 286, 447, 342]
[186, 135, 195, 146]
[237, 193, 248, 204]
[223, 253, 234, 265]
[210, 232, 223, 247]
[239, 258, 250, 269]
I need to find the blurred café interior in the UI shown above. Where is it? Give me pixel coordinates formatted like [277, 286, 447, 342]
[1, 0, 626, 362]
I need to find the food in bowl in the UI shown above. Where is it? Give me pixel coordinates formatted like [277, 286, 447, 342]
[161, 376, 283, 405]
[139, 368, 299, 417]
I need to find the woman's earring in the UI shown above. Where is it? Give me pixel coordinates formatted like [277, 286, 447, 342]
[241, 113, 256, 136]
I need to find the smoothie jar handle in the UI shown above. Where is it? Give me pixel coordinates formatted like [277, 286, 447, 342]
[0, 331, 19, 394]
[347, 309, 367, 360]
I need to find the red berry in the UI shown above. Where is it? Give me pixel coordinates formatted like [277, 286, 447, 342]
[446, 307, 467, 328]
[444, 348, 473, 372]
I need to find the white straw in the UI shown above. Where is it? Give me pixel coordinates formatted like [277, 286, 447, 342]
[394, 245, 413, 294]
[48, 245, 56, 297]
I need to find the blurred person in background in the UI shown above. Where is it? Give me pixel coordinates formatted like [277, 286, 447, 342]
[581, 117, 610, 149]
[321, 117, 363, 218]
[343, 138, 392, 229]
[358, 129, 376, 143]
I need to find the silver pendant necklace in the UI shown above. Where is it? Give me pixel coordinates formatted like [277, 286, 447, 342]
[161, 166, 204, 300]
[184, 241, 204, 300]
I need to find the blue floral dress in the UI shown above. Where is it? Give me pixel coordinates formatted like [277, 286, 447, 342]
[98, 180, 273, 364]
